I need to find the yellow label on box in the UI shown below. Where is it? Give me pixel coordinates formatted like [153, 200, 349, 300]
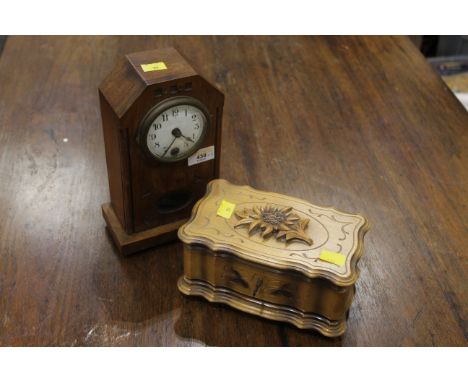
[319, 250, 346, 266]
[140, 62, 167, 72]
[217, 200, 236, 219]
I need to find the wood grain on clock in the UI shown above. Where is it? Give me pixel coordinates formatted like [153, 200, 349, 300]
[126, 74, 223, 233]
[0, 36, 467, 346]
[99, 47, 224, 242]
[99, 47, 197, 118]
[101, 203, 186, 255]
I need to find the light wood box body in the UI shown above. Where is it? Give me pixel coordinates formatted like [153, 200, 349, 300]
[178, 179, 369, 337]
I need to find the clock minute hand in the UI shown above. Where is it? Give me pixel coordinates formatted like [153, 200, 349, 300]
[162, 136, 177, 157]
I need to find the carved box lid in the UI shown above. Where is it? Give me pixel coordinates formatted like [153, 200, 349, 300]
[178, 179, 369, 286]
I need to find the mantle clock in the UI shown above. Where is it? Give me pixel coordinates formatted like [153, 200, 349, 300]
[99, 47, 224, 255]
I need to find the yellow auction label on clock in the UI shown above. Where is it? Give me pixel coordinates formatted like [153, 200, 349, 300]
[319, 250, 346, 266]
[217, 200, 236, 219]
[140, 62, 167, 72]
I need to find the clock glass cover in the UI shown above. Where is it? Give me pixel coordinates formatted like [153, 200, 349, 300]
[143, 98, 208, 162]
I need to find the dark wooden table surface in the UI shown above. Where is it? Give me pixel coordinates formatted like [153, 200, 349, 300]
[0, 36, 466, 346]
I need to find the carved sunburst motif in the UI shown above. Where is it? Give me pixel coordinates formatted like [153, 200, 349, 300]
[234, 205, 313, 246]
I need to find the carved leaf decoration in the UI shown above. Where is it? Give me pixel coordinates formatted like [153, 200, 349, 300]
[235, 209, 250, 220]
[236, 218, 254, 226]
[263, 225, 273, 237]
[234, 205, 313, 246]
[249, 220, 262, 232]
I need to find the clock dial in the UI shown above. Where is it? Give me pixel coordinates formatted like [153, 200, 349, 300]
[145, 104, 207, 162]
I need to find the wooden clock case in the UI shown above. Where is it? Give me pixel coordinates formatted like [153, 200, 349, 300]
[99, 48, 224, 255]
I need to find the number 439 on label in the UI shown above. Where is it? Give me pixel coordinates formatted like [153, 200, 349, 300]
[188, 145, 215, 166]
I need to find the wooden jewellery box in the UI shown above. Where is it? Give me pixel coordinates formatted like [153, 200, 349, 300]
[177, 179, 369, 337]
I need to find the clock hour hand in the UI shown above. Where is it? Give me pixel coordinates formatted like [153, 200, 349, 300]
[172, 127, 194, 143]
[181, 135, 194, 143]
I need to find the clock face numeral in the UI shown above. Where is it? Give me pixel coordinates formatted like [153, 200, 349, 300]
[145, 103, 208, 162]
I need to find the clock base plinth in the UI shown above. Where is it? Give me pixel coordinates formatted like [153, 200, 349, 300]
[102, 203, 186, 255]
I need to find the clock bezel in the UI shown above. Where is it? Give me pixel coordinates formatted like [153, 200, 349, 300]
[137, 95, 211, 163]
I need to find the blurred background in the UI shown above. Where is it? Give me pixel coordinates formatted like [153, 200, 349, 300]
[410, 35, 468, 109]
[1, 35, 467, 109]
